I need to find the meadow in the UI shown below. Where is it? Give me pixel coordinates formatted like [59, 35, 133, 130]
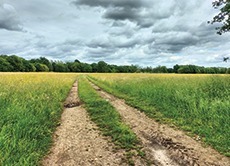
[0, 73, 229, 165]
[88, 73, 230, 156]
[0, 73, 78, 165]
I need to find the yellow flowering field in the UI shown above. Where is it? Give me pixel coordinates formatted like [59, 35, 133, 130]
[0, 73, 78, 165]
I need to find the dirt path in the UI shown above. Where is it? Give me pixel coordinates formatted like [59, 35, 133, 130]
[42, 82, 127, 166]
[90, 82, 230, 166]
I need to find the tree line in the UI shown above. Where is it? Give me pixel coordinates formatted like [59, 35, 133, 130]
[0, 55, 229, 74]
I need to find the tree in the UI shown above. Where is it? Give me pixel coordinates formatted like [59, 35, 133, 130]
[97, 61, 109, 73]
[210, 0, 230, 35]
[80, 63, 92, 72]
[52, 62, 69, 72]
[226, 68, 230, 74]
[0, 57, 13, 71]
[74, 59, 81, 63]
[23, 61, 36, 72]
[67, 62, 81, 72]
[173, 64, 180, 73]
[91, 63, 98, 72]
[30, 57, 52, 71]
[6, 55, 25, 72]
[178, 66, 191, 74]
[35, 63, 49, 72]
[152, 66, 168, 73]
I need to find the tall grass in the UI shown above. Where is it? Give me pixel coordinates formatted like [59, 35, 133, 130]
[89, 74, 230, 156]
[0, 73, 77, 165]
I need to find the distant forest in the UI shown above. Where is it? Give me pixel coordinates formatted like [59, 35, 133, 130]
[0, 55, 229, 74]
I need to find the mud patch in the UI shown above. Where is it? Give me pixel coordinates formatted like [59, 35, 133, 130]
[63, 82, 81, 108]
[90, 82, 230, 166]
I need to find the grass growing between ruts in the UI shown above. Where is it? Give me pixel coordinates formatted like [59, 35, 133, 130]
[78, 76, 138, 150]
[88, 74, 230, 156]
[0, 73, 77, 165]
[78, 76, 145, 165]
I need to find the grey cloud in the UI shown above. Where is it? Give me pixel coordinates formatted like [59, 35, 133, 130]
[72, 0, 156, 28]
[111, 21, 126, 27]
[1, 0, 230, 68]
[72, 0, 180, 28]
[146, 32, 199, 53]
[109, 27, 135, 38]
[85, 47, 118, 62]
[86, 34, 141, 50]
[156, 33, 199, 46]
[87, 36, 111, 48]
[0, 3, 23, 31]
[103, 7, 139, 21]
[72, 0, 143, 9]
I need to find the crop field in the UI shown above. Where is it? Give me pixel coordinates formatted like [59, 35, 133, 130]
[89, 73, 230, 156]
[0, 73, 78, 165]
[0, 73, 229, 165]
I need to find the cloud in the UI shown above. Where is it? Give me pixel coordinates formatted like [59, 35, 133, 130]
[0, 3, 23, 31]
[148, 32, 199, 53]
[1, 0, 230, 68]
[72, 0, 155, 28]
[103, 7, 139, 21]
[72, 0, 183, 28]
[72, 0, 143, 9]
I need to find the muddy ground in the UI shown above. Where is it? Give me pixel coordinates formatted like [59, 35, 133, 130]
[43, 81, 230, 166]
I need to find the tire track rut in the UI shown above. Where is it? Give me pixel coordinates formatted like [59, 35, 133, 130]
[90, 81, 230, 166]
[42, 81, 127, 166]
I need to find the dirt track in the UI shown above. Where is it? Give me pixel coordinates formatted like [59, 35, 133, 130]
[91, 82, 230, 166]
[42, 82, 127, 166]
[43, 81, 230, 166]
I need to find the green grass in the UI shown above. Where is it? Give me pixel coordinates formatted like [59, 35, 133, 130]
[0, 73, 77, 165]
[88, 74, 230, 156]
[78, 76, 139, 150]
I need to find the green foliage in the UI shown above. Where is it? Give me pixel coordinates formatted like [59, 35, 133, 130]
[226, 68, 230, 74]
[0, 57, 13, 71]
[0, 55, 229, 73]
[30, 57, 53, 71]
[152, 66, 168, 73]
[97, 61, 109, 73]
[52, 61, 69, 72]
[6, 55, 25, 72]
[211, 0, 230, 34]
[78, 77, 139, 150]
[80, 63, 92, 72]
[67, 62, 81, 72]
[23, 61, 36, 72]
[0, 74, 77, 165]
[174, 64, 228, 74]
[35, 63, 49, 72]
[89, 74, 230, 156]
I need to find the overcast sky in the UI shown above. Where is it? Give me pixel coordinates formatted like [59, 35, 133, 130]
[0, 0, 229, 67]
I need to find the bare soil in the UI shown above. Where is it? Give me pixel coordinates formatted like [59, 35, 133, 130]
[42, 82, 127, 166]
[91, 82, 230, 166]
